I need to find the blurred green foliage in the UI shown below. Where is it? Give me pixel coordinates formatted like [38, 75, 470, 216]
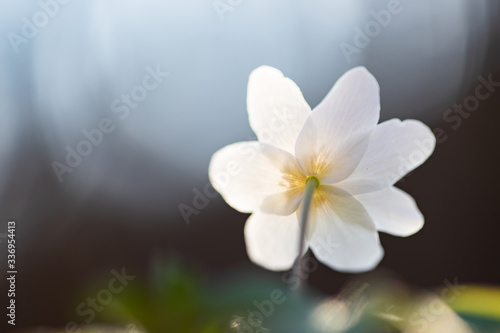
[26, 257, 500, 333]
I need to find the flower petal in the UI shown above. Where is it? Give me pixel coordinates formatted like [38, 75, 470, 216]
[355, 187, 424, 237]
[295, 67, 380, 183]
[336, 119, 436, 195]
[308, 186, 384, 272]
[244, 210, 301, 271]
[260, 189, 304, 216]
[208, 141, 303, 214]
[247, 66, 311, 154]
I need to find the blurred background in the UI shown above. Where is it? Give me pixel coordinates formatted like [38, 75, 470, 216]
[0, 0, 499, 331]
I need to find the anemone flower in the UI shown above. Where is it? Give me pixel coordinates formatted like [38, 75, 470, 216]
[209, 66, 435, 272]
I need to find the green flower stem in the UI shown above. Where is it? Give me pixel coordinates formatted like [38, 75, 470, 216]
[292, 176, 319, 290]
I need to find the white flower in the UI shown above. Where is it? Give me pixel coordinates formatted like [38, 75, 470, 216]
[209, 66, 435, 272]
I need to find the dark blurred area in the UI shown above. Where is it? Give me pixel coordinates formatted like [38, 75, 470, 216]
[1, 0, 500, 331]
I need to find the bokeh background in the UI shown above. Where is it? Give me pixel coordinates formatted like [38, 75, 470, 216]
[1, 0, 499, 331]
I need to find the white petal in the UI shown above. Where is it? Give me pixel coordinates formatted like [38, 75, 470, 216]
[244, 210, 301, 271]
[260, 189, 304, 216]
[312, 67, 380, 137]
[295, 67, 380, 183]
[295, 120, 371, 183]
[336, 119, 436, 195]
[208, 141, 303, 214]
[247, 66, 311, 154]
[356, 187, 424, 237]
[309, 186, 384, 272]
